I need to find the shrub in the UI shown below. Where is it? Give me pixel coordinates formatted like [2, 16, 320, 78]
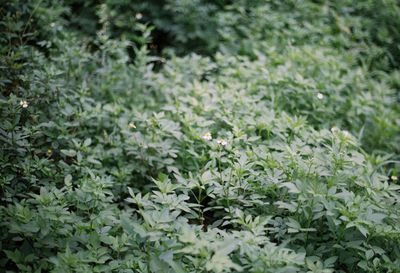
[1, 0, 399, 272]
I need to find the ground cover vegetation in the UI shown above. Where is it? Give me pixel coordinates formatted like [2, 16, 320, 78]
[1, 0, 400, 272]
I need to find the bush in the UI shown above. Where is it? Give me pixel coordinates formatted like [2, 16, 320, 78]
[1, 0, 399, 272]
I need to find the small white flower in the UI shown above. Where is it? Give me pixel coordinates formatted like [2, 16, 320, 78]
[20, 100, 28, 108]
[317, 93, 324, 100]
[129, 122, 136, 129]
[342, 130, 351, 138]
[331, 127, 352, 138]
[201, 132, 212, 141]
[330, 126, 339, 133]
[50, 22, 56, 28]
[391, 175, 398, 181]
[216, 139, 227, 146]
[135, 13, 143, 20]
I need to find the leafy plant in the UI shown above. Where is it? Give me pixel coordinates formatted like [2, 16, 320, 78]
[1, 0, 399, 272]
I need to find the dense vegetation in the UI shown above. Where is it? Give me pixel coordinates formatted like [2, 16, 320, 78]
[1, 0, 400, 272]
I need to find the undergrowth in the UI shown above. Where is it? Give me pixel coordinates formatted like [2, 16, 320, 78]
[1, 0, 400, 272]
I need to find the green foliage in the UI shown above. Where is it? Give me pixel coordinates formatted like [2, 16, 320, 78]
[1, 0, 400, 272]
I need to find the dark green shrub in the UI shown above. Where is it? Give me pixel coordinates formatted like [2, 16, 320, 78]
[1, 0, 399, 272]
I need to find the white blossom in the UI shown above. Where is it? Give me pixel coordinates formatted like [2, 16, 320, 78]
[20, 100, 28, 108]
[342, 130, 351, 138]
[331, 126, 352, 139]
[201, 132, 212, 141]
[330, 126, 339, 133]
[129, 122, 136, 129]
[216, 139, 227, 146]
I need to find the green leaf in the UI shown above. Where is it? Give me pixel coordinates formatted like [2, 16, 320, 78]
[61, 149, 76, 157]
[281, 182, 300, 193]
